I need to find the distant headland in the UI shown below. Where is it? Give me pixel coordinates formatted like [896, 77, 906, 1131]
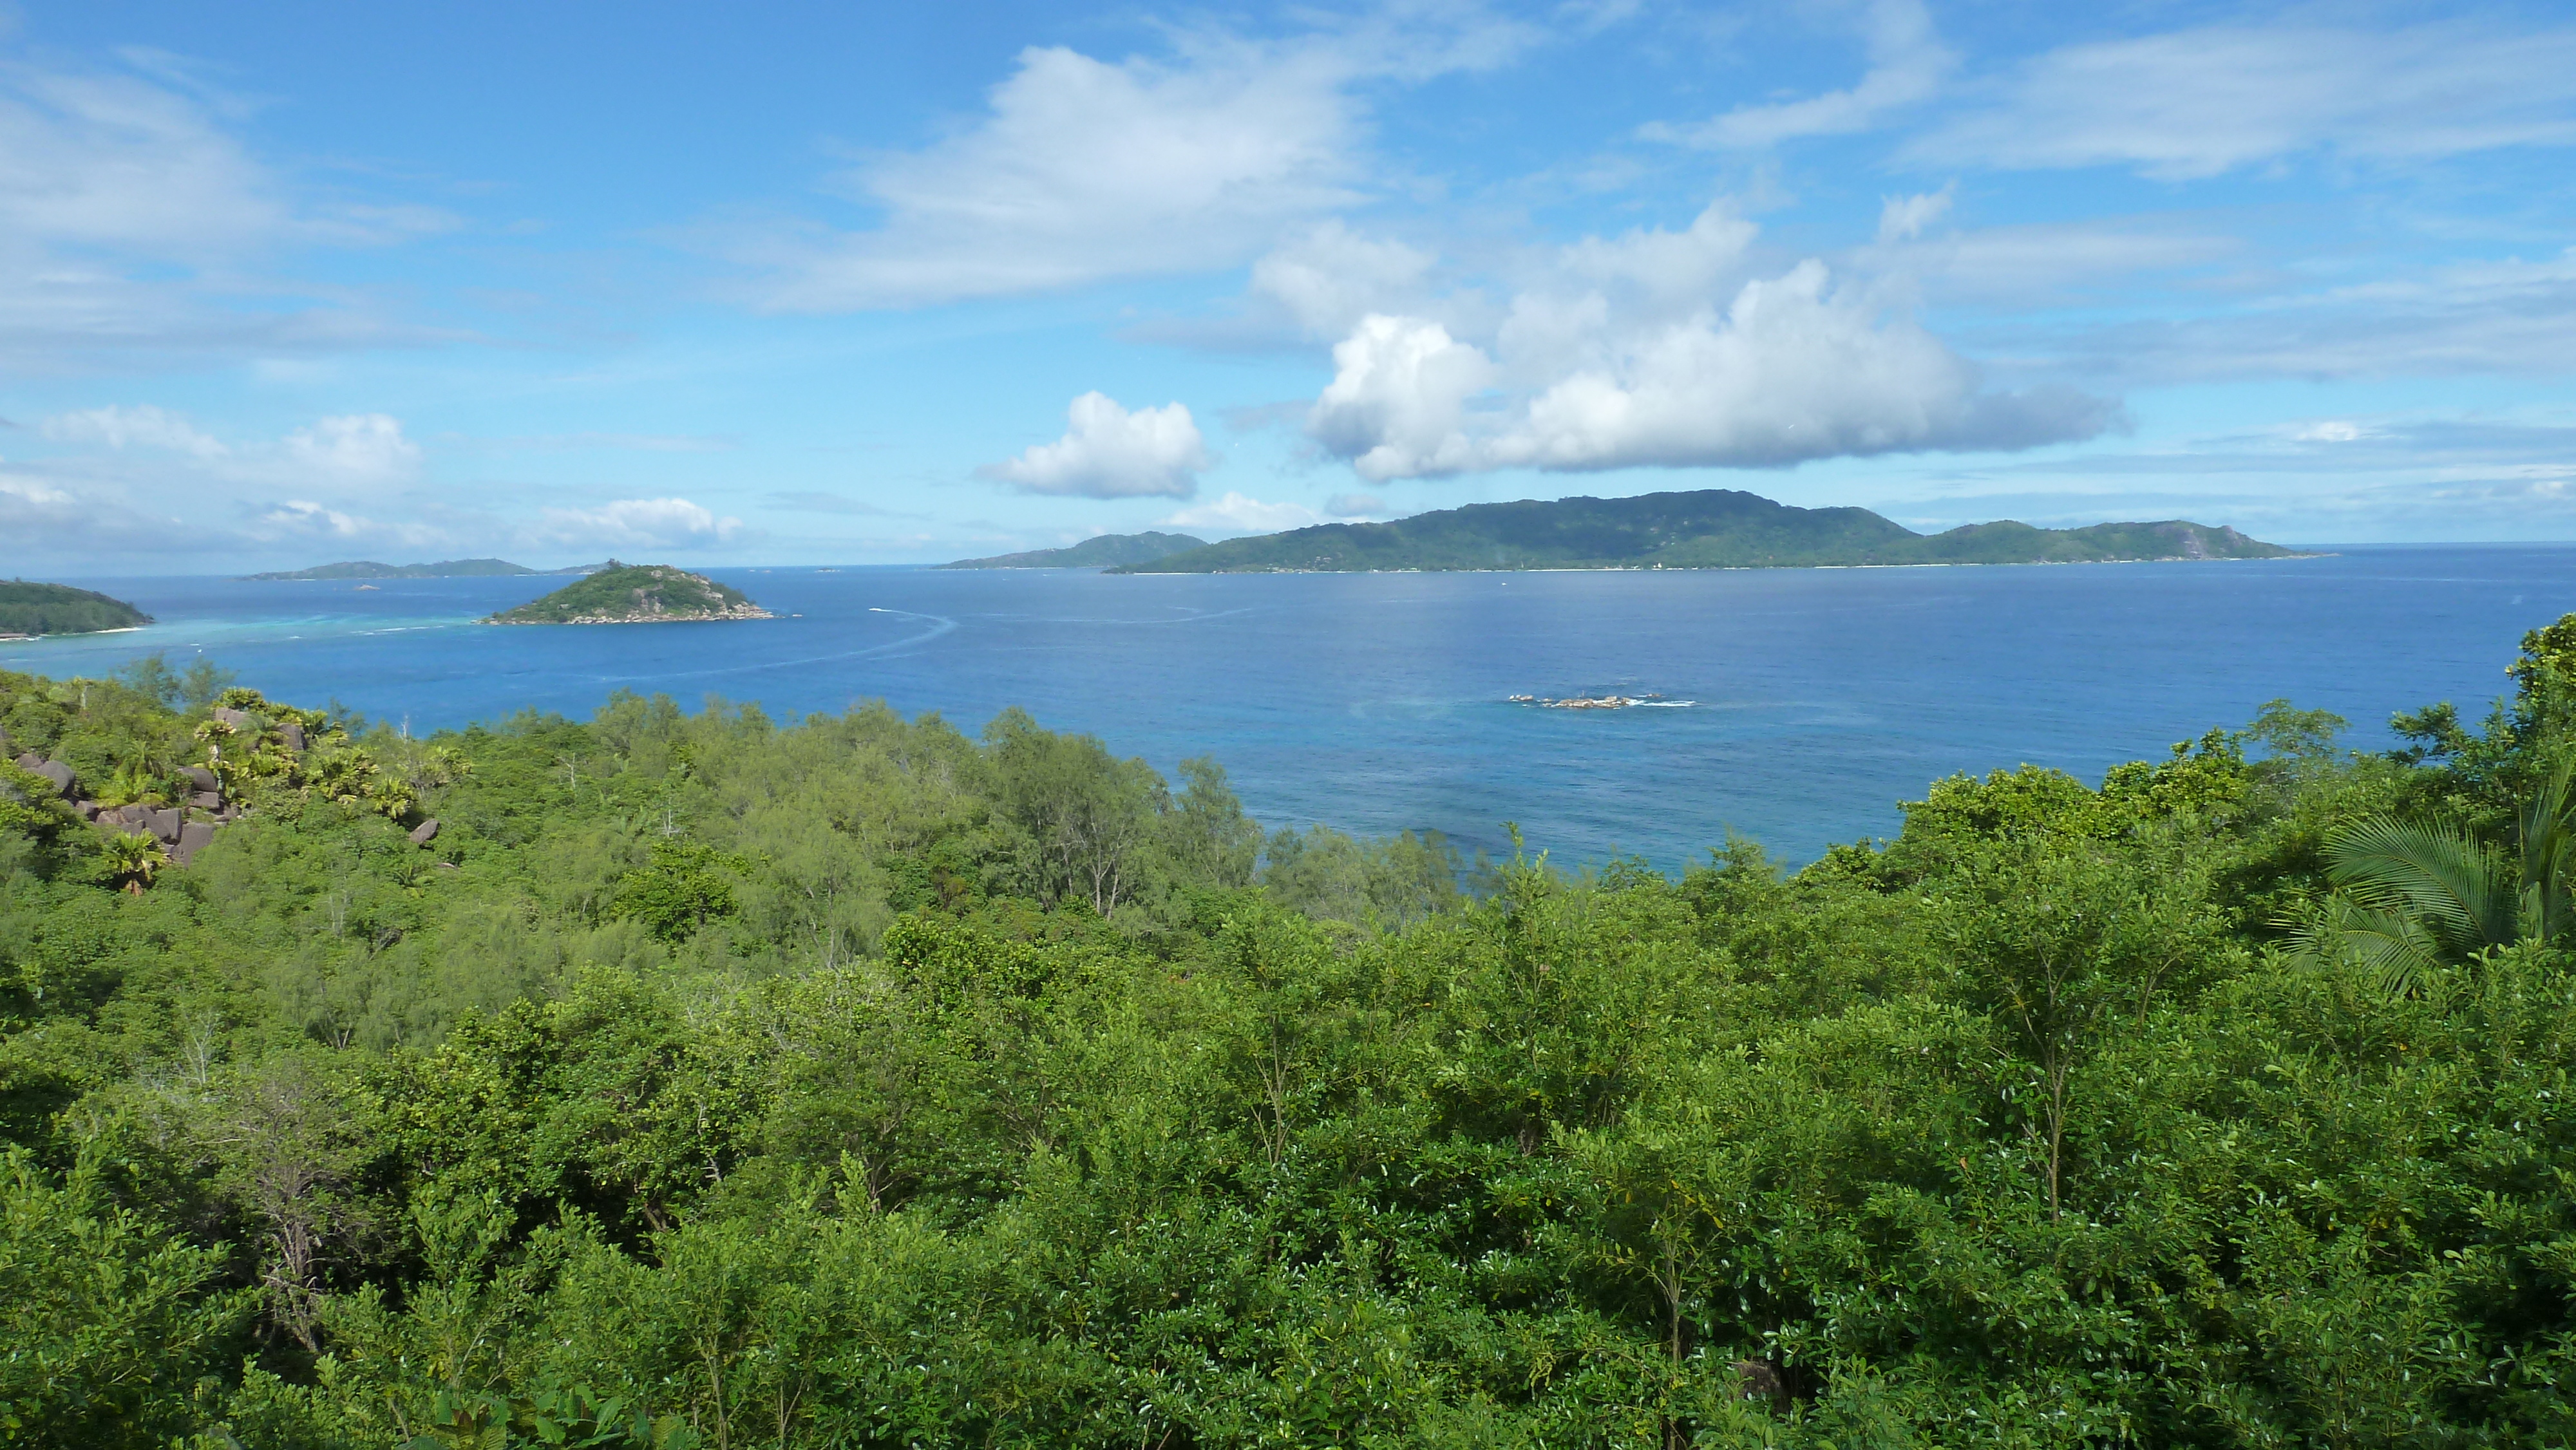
[940, 531, 1209, 569]
[484, 561, 770, 625]
[1108, 489, 2309, 574]
[0, 581, 153, 639]
[241, 558, 614, 581]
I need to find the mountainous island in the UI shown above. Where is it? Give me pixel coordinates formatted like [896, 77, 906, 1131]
[940, 531, 1209, 569]
[1109, 489, 2305, 573]
[242, 558, 611, 581]
[484, 561, 770, 624]
[0, 581, 153, 639]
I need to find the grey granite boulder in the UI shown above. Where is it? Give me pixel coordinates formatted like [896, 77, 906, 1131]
[191, 791, 223, 809]
[279, 722, 307, 752]
[30, 760, 74, 797]
[172, 820, 216, 865]
[180, 765, 219, 793]
[147, 807, 182, 842]
[408, 817, 440, 845]
[211, 706, 252, 730]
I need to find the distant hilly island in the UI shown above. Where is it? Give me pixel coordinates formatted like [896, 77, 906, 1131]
[485, 562, 770, 625]
[939, 532, 1209, 569]
[241, 558, 614, 581]
[1073, 489, 2307, 574]
[0, 581, 153, 639]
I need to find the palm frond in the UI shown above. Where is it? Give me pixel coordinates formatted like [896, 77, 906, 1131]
[2518, 757, 2576, 944]
[2286, 895, 2450, 999]
[2321, 814, 2517, 956]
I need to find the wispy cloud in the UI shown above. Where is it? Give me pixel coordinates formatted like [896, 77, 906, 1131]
[1648, 0, 1952, 149]
[1909, 19, 2576, 179]
[0, 52, 461, 374]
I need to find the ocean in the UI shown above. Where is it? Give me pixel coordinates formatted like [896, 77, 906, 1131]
[7, 547, 2570, 869]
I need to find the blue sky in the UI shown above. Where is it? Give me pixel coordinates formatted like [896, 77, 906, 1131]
[3, 0, 2573, 571]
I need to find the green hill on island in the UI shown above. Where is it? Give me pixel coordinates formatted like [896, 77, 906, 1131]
[940, 531, 1209, 569]
[484, 561, 770, 624]
[0, 580, 153, 637]
[242, 558, 618, 581]
[1109, 488, 2304, 573]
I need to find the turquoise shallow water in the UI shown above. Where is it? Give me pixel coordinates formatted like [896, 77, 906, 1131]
[6, 547, 2571, 868]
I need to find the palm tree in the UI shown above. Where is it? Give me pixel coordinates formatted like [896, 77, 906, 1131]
[98, 831, 171, 895]
[2293, 759, 2576, 994]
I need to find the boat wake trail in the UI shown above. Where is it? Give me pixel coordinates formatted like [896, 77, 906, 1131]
[591, 608, 960, 684]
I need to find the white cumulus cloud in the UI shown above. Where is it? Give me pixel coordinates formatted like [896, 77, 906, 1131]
[1302, 204, 2117, 482]
[533, 497, 744, 551]
[734, 43, 1363, 310]
[718, 10, 1530, 311]
[1157, 491, 1327, 535]
[1249, 221, 1439, 339]
[1306, 316, 1498, 481]
[980, 392, 1211, 499]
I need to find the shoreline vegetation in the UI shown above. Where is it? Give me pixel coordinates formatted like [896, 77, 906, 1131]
[5, 616, 2576, 1446]
[1099, 487, 2307, 574]
[0, 579, 155, 639]
[482, 561, 772, 625]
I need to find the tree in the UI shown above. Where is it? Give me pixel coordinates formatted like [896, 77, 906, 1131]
[199, 1053, 378, 1353]
[1939, 840, 2216, 1219]
[94, 831, 169, 895]
[0, 1151, 248, 1447]
[111, 654, 183, 709]
[982, 708, 1163, 916]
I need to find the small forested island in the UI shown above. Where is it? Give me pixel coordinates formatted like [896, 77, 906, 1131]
[7, 616, 2576, 1445]
[484, 561, 770, 624]
[0, 579, 153, 638]
[940, 530, 1209, 569]
[1110, 487, 2304, 572]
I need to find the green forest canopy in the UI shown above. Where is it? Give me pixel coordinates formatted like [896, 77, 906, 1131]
[3, 618, 2575, 1447]
[1110, 488, 2303, 573]
[0, 579, 152, 637]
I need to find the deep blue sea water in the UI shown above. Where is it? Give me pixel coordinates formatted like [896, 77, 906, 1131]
[7, 547, 2571, 869]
